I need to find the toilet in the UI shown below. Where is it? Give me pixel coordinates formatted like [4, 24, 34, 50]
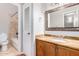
[0, 33, 8, 52]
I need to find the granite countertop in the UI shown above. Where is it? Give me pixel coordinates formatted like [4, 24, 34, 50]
[36, 35, 79, 50]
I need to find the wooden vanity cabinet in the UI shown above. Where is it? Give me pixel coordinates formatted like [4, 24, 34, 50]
[36, 39, 56, 56]
[36, 39, 79, 56]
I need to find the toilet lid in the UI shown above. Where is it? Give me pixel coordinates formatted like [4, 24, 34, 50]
[0, 33, 8, 42]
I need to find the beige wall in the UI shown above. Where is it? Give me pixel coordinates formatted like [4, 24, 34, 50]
[0, 3, 17, 35]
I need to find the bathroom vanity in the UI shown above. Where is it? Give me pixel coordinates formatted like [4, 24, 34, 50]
[36, 35, 79, 56]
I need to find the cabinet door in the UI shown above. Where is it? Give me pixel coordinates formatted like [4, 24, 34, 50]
[44, 42, 56, 56]
[57, 46, 79, 56]
[36, 39, 45, 56]
[57, 46, 70, 56]
[68, 48, 79, 56]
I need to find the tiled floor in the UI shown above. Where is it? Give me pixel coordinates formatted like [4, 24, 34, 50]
[0, 45, 18, 56]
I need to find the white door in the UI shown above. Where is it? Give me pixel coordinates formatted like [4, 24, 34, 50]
[23, 4, 33, 56]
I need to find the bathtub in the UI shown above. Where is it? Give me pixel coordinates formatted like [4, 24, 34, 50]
[11, 38, 18, 50]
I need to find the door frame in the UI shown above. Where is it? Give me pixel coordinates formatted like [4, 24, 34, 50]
[11, 4, 23, 51]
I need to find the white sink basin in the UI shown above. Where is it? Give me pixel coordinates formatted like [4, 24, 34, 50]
[53, 38, 66, 42]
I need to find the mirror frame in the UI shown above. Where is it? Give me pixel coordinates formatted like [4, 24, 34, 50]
[45, 3, 79, 31]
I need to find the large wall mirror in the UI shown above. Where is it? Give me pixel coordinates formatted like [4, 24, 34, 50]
[45, 3, 79, 31]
